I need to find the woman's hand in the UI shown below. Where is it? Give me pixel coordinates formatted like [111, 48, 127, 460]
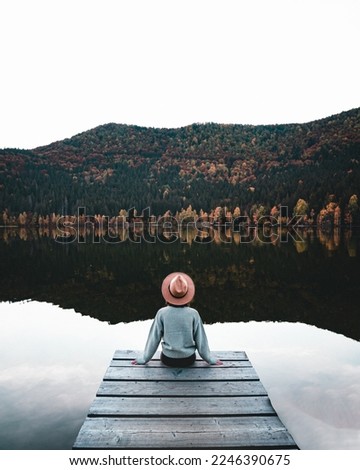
[215, 359, 223, 365]
[131, 359, 138, 365]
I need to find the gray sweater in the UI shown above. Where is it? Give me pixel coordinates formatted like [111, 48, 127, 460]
[136, 305, 217, 365]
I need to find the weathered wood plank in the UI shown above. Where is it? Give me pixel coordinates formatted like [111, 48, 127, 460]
[104, 366, 259, 381]
[73, 416, 298, 449]
[97, 380, 268, 397]
[89, 396, 276, 417]
[110, 359, 253, 368]
[113, 350, 249, 361]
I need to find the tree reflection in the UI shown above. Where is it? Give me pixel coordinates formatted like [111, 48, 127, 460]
[0, 227, 359, 341]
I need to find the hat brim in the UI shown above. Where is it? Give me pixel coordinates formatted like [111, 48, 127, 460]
[161, 272, 195, 306]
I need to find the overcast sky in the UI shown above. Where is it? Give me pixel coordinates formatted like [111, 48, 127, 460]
[1, 0, 359, 149]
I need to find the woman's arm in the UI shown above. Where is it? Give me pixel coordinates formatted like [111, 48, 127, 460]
[133, 312, 163, 365]
[193, 312, 222, 365]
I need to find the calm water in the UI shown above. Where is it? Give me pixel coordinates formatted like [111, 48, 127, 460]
[0, 227, 359, 449]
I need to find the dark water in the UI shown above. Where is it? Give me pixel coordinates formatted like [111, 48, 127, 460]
[0, 227, 360, 449]
[1, 226, 359, 339]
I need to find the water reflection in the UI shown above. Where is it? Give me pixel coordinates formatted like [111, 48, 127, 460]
[0, 224, 357, 250]
[0, 227, 359, 341]
[0, 301, 359, 449]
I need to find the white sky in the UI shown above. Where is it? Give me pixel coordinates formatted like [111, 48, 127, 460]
[0, 0, 359, 149]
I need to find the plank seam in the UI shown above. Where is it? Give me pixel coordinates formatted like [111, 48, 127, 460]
[96, 393, 268, 399]
[87, 412, 277, 418]
[102, 378, 261, 382]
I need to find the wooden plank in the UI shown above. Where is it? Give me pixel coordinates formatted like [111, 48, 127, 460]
[88, 396, 276, 417]
[97, 380, 268, 397]
[110, 359, 253, 368]
[113, 350, 249, 361]
[73, 416, 298, 449]
[104, 366, 259, 381]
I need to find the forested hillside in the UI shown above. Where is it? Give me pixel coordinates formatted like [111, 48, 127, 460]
[1, 108, 359, 225]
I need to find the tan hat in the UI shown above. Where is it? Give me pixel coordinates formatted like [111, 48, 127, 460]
[161, 272, 195, 306]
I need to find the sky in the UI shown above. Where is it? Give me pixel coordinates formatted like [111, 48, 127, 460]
[0, 0, 359, 149]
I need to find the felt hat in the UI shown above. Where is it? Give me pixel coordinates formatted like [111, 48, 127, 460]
[161, 272, 195, 306]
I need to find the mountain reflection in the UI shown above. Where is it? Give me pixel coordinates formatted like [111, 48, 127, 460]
[0, 227, 359, 342]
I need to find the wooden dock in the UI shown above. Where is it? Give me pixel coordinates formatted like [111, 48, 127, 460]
[73, 350, 298, 450]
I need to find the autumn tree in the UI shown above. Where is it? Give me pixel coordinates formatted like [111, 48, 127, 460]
[18, 212, 28, 226]
[293, 198, 309, 225]
[212, 206, 223, 225]
[2, 210, 9, 225]
[346, 194, 359, 225]
[250, 204, 266, 224]
[294, 198, 309, 217]
[233, 206, 241, 218]
[178, 205, 198, 223]
[349, 194, 359, 216]
[270, 205, 280, 223]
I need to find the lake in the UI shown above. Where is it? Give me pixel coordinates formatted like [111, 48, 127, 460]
[0, 226, 359, 449]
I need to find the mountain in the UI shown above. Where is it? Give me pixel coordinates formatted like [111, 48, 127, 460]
[0, 108, 359, 222]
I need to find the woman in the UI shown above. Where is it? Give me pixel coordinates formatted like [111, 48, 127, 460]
[132, 272, 222, 366]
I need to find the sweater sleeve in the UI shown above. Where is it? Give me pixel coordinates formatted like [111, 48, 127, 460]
[193, 311, 217, 365]
[136, 312, 163, 364]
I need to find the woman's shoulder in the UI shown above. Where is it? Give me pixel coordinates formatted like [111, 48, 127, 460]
[156, 306, 168, 315]
[188, 306, 199, 313]
[185, 306, 200, 317]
